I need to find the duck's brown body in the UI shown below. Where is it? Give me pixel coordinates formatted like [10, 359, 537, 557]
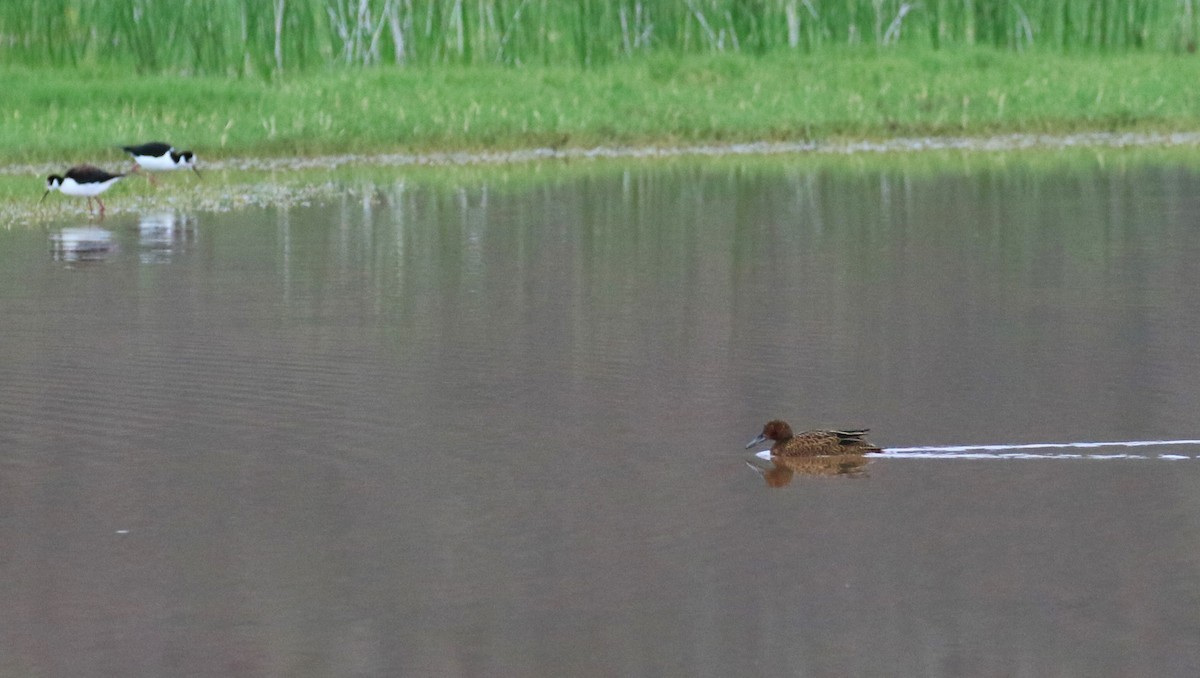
[747, 420, 882, 457]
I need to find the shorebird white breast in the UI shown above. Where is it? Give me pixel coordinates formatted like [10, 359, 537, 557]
[135, 153, 190, 171]
[122, 142, 197, 173]
[59, 176, 121, 197]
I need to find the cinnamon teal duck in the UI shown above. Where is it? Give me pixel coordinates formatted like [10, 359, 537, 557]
[746, 420, 882, 457]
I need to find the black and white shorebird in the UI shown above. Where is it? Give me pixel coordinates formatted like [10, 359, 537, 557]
[41, 165, 125, 214]
[121, 141, 201, 184]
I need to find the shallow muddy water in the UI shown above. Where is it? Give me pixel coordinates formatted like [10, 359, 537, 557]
[3, 158, 1200, 676]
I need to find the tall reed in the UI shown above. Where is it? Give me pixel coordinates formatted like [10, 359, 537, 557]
[1, 0, 1196, 75]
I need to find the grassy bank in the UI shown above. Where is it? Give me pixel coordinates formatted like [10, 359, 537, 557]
[4, 49, 1200, 166]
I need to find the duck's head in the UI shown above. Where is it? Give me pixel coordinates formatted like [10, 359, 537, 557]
[745, 419, 793, 449]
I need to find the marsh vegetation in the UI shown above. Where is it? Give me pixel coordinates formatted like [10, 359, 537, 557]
[3, 0, 1195, 75]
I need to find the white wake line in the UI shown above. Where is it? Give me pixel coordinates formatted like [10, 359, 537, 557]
[754, 440, 1200, 461]
[880, 452, 1195, 460]
[883, 439, 1200, 460]
[886, 439, 1200, 452]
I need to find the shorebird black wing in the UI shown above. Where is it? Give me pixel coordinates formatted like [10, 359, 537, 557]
[122, 141, 172, 157]
[66, 165, 123, 182]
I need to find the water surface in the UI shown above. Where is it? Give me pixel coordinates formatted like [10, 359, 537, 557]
[3, 157, 1200, 676]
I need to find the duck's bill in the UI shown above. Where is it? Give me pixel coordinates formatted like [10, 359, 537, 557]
[745, 433, 767, 449]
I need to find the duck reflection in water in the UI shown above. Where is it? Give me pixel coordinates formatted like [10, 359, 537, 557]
[745, 420, 882, 487]
[751, 455, 870, 486]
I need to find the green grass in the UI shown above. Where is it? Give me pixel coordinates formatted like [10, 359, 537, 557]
[1, 0, 1194, 74]
[4, 49, 1200, 166]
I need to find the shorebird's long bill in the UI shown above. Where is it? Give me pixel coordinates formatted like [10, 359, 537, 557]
[745, 433, 767, 449]
[39, 190, 49, 204]
[192, 166, 202, 179]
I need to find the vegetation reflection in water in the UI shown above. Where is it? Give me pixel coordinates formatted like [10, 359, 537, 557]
[28, 142, 1200, 329]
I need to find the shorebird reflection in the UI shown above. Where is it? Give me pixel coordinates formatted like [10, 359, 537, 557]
[138, 211, 197, 263]
[50, 226, 117, 263]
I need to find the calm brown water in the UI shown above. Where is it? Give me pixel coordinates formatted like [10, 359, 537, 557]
[4, 159, 1200, 677]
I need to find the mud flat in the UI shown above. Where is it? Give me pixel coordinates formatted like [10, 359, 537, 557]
[8, 131, 1200, 225]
